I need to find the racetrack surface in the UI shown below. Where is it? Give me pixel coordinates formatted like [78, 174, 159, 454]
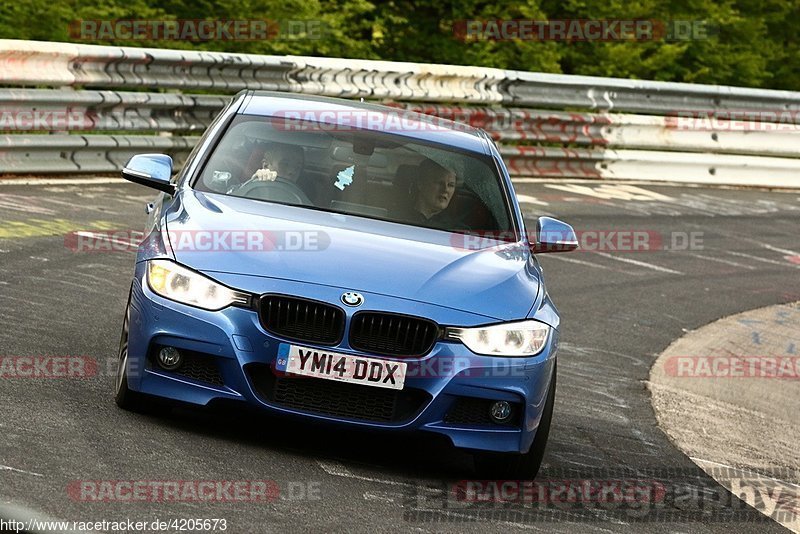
[1, 180, 798, 533]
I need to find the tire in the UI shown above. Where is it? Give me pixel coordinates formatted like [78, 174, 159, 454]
[114, 289, 154, 413]
[473, 361, 557, 480]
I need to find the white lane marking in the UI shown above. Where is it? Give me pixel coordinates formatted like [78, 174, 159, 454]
[726, 250, 800, 268]
[0, 195, 57, 215]
[69, 271, 119, 285]
[591, 251, 684, 275]
[691, 253, 757, 270]
[544, 183, 675, 202]
[720, 233, 800, 257]
[0, 177, 125, 186]
[756, 242, 800, 257]
[38, 196, 118, 213]
[545, 254, 629, 273]
[73, 231, 136, 249]
[0, 464, 44, 477]
[512, 179, 782, 191]
[683, 222, 800, 255]
[515, 194, 549, 206]
[316, 460, 417, 488]
[29, 256, 49, 262]
[363, 491, 397, 503]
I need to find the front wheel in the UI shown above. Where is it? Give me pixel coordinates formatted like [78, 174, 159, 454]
[114, 290, 154, 413]
[473, 361, 556, 479]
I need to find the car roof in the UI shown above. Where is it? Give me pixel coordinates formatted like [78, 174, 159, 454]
[240, 91, 490, 155]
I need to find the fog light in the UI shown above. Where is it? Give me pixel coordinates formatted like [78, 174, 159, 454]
[158, 346, 183, 371]
[489, 401, 512, 424]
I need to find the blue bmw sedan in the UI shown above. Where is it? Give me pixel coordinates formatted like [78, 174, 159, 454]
[115, 91, 577, 478]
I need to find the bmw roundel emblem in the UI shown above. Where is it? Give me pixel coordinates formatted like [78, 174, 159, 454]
[341, 292, 364, 307]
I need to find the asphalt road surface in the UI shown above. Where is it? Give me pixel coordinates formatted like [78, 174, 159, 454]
[1, 179, 798, 533]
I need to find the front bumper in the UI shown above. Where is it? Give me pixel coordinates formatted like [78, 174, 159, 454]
[125, 264, 558, 454]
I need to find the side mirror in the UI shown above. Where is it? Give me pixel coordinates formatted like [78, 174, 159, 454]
[122, 154, 175, 195]
[531, 216, 578, 253]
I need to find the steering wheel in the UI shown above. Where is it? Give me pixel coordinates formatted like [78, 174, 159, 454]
[233, 179, 312, 206]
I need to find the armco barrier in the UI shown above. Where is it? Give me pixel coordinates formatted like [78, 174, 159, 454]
[0, 134, 196, 173]
[0, 89, 226, 132]
[1, 39, 799, 187]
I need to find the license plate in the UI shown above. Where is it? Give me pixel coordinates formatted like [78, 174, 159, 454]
[275, 344, 407, 391]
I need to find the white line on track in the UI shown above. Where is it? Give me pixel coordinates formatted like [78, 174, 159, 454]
[512, 178, 800, 193]
[515, 194, 549, 206]
[691, 253, 757, 270]
[543, 183, 675, 202]
[544, 254, 629, 272]
[0, 177, 124, 186]
[38, 196, 118, 213]
[591, 251, 684, 275]
[755, 242, 800, 257]
[722, 232, 799, 257]
[0, 464, 44, 477]
[683, 222, 800, 258]
[0, 195, 57, 215]
[726, 250, 800, 268]
[316, 460, 417, 488]
[362, 491, 397, 503]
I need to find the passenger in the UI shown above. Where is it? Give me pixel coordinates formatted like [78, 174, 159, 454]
[399, 159, 458, 228]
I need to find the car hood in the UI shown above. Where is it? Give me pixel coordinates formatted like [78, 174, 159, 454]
[164, 191, 540, 321]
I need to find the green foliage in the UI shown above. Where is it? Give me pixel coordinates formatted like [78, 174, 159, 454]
[0, 0, 797, 90]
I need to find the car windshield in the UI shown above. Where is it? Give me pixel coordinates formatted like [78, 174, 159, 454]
[193, 115, 514, 236]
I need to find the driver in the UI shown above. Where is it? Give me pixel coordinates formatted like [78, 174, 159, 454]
[251, 143, 304, 183]
[231, 142, 313, 205]
[397, 159, 459, 229]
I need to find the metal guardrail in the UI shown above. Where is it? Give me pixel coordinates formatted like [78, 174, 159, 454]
[1, 39, 800, 187]
[0, 89, 225, 132]
[0, 134, 197, 173]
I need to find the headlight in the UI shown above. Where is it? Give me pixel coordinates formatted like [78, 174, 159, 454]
[146, 259, 249, 311]
[445, 320, 550, 357]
